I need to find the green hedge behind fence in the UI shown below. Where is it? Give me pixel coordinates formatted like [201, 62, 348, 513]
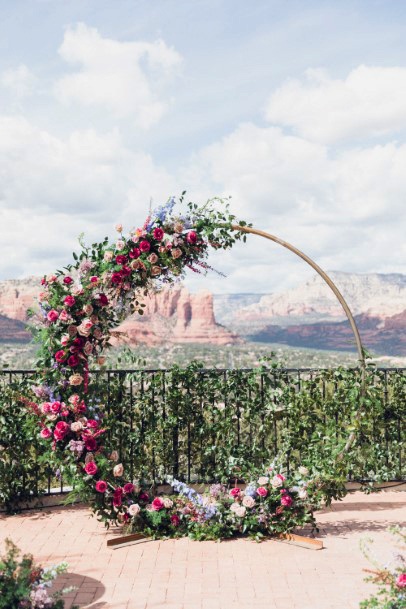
[0, 364, 405, 511]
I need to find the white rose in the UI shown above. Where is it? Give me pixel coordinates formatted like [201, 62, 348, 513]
[235, 506, 246, 517]
[230, 502, 240, 513]
[128, 503, 140, 517]
[116, 240, 125, 251]
[298, 488, 308, 500]
[271, 475, 283, 488]
[257, 476, 269, 485]
[163, 497, 173, 509]
[242, 496, 255, 508]
[298, 466, 309, 477]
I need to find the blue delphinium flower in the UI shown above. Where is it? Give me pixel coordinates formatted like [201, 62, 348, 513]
[244, 484, 257, 498]
[147, 197, 176, 230]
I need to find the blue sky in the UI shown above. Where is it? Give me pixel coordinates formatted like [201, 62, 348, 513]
[0, 0, 405, 293]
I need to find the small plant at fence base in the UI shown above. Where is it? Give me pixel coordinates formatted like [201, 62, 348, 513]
[111, 464, 326, 541]
[359, 527, 406, 609]
[0, 539, 78, 609]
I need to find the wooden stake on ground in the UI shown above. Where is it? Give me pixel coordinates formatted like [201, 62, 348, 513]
[107, 533, 151, 549]
[274, 532, 323, 550]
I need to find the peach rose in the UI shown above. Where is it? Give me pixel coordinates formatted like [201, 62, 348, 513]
[258, 476, 269, 485]
[104, 251, 114, 262]
[151, 266, 161, 276]
[69, 373, 83, 386]
[171, 248, 182, 259]
[109, 450, 119, 462]
[113, 463, 124, 477]
[83, 304, 93, 315]
[115, 223, 123, 233]
[71, 421, 83, 432]
[242, 495, 255, 508]
[148, 253, 158, 264]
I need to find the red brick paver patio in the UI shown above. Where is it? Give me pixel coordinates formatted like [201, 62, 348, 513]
[1, 491, 405, 609]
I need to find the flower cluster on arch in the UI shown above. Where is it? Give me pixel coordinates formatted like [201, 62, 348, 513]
[28, 196, 248, 523]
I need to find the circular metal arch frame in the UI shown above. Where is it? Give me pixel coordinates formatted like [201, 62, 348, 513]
[231, 224, 366, 456]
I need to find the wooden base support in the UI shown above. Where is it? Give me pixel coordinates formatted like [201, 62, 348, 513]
[107, 533, 150, 549]
[274, 532, 323, 550]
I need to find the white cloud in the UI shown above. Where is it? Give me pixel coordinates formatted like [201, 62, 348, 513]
[54, 23, 182, 128]
[265, 65, 406, 143]
[1, 64, 36, 97]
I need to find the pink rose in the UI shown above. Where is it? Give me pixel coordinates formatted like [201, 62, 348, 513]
[61, 334, 70, 347]
[90, 275, 99, 284]
[47, 274, 57, 283]
[116, 239, 125, 251]
[55, 350, 67, 363]
[83, 341, 93, 355]
[113, 463, 124, 477]
[68, 394, 80, 406]
[171, 248, 182, 259]
[78, 318, 93, 337]
[63, 276, 73, 285]
[256, 487, 268, 498]
[47, 310, 59, 323]
[84, 461, 98, 476]
[86, 419, 98, 429]
[53, 421, 69, 441]
[116, 254, 127, 265]
[153, 227, 164, 240]
[95, 480, 107, 493]
[186, 230, 197, 245]
[148, 253, 158, 264]
[50, 401, 62, 414]
[229, 487, 241, 499]
[38, 291, 49, 303]
[70, 421, 83, 433]
[123, 483, 135, 494]
[41, 402, 51, 414]
[151, 497, 164, 511]
[40, 428, 52, 439]
[281, 494, 293, 508]
[59, 310, 70, 323]
[64, 295, 75, 307]
[83, 303, 93, 315]
[396, 574, 406, 588]
[115, 223, 123, 233]
[171, 514, 180, 527]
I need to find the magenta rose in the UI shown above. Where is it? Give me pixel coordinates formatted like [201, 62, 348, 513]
[171, 514, 180, 527]
[84, 436, 97, 451]
[111, 272, 122, 284]
[186, 230, 197, 244]
[40, 428, 52, 439]
[281, 494, 293, 508]
[53, 421, 69, 441]
[55, 350, 67, 363]
[153, 227, 164, 241]
[396, 574, 406, 588]
[113, 487, 123, 507]
[59, 310, 70, 322]
[47, 310, 59, 323]
[67, 354, 79, 367]
[64, 295, 75, 307]
[129, 247, 141, 259]
[123, 482, 135, 494]
[139, 240, 150, 253]
[229, 487, 241, 498]
[116, 254, 127, 265]
[50, 401, 62, 414]
[63, 276, 73, 285]
[86, 419, 99, 429]
[256, 487, 268, 498]
[151, 497, 165, 511]
[95, 480, 107, 493]
[98, 293, 108, 306]
[84, 461, 98, 476]
[90, 275, 99, 283]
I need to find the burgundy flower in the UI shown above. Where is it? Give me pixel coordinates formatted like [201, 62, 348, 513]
[153, 227, 164, 241]
[120, 265, 131, 277]
[123, 482, 135, 494]
[84, 436, 97, 451]
[90, 276, 99, 283]
[84, 461, 98, 476]
[68, 354, 79, 367]
[139, 240, 150, 253]
[64, 295, 76, 307]
[63, 276, 73, 285]
[111, 272, 122, 284]
[98, 293, 108, 306]
[171, 514, 180, 527]
[116, 254, 127, 265]
[129, 248, 141, 259]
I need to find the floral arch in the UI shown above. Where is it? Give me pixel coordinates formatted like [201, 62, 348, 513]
[23, 195, 366, 539]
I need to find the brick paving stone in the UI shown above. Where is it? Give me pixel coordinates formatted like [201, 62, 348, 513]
[0, 490, 405, 608]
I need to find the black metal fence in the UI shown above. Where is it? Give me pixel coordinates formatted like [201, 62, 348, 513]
[0, 367, 405, 501]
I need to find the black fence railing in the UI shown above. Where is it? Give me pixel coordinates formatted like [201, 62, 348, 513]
[0, 367, 405, 503]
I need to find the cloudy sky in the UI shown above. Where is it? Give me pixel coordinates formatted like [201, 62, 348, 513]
[0, 0, 405, 294]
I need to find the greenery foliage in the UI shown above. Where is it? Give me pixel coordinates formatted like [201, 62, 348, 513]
[0, 539, 77, 609]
